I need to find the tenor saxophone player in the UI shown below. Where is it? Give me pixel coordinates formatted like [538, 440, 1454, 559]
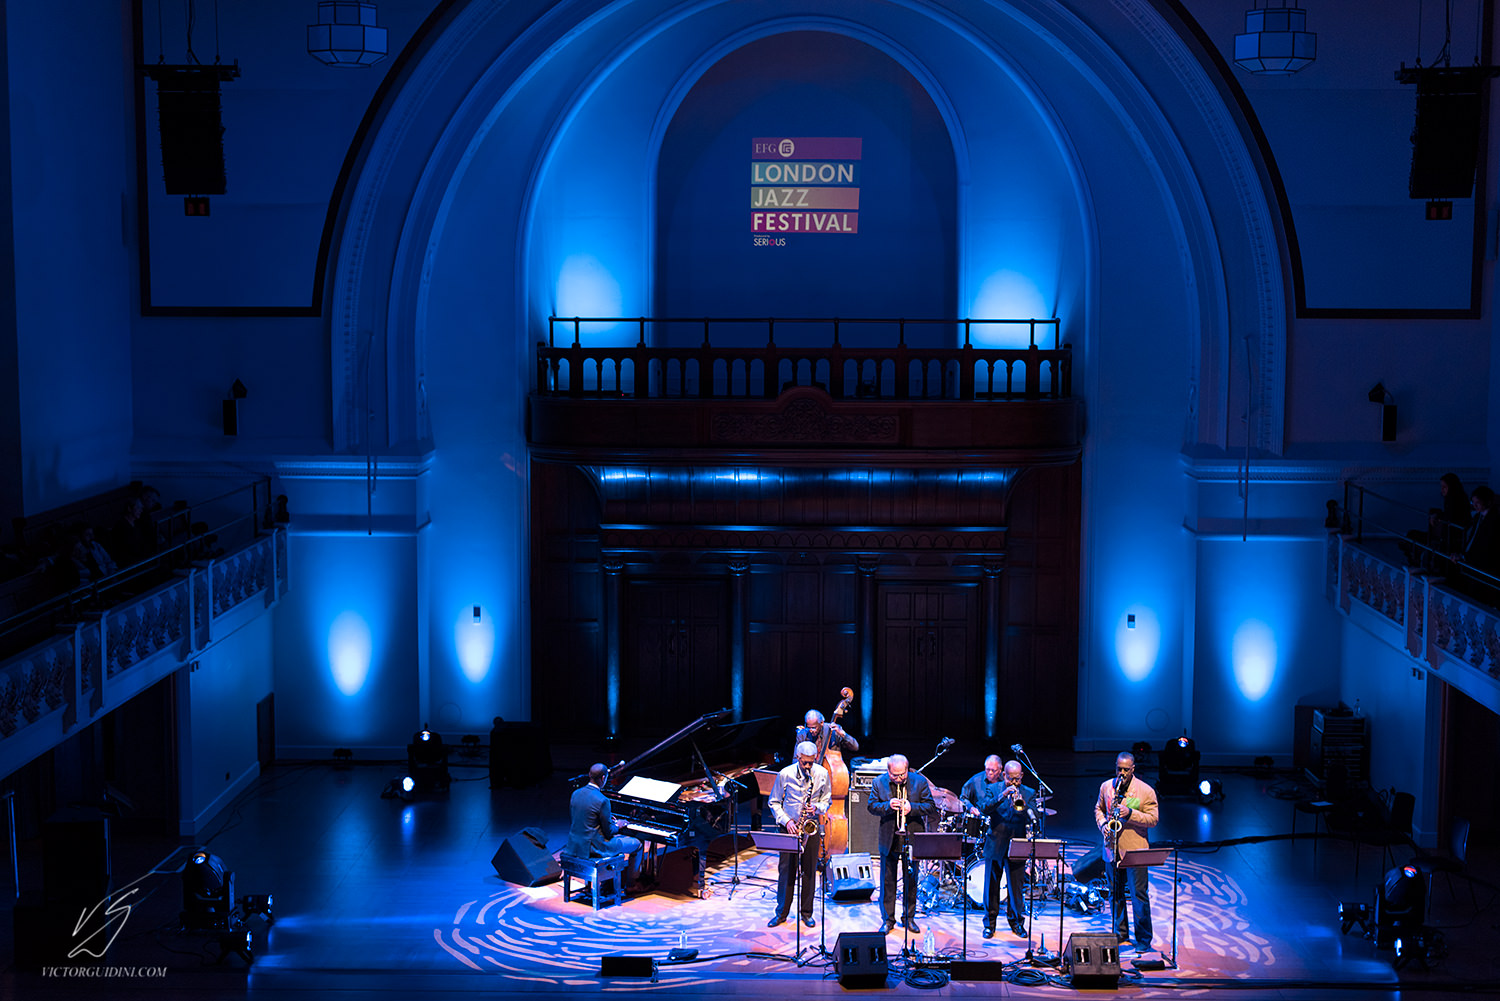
[768, 741, 830, 929]
[1093, 752, 1158, 952]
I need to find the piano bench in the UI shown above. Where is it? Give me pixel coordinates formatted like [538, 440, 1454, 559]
[559, 853, 627, 911]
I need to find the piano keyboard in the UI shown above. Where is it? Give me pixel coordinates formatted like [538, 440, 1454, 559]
[623, 821, 680, 841]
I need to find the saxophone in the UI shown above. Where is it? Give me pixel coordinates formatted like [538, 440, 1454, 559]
[1106, 773, 1129, 863]
[799, 787, 821, 836]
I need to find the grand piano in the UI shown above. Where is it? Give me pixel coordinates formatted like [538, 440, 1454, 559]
[602, 709, 781, 897]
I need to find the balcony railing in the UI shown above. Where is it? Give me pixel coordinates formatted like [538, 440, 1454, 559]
[537, 316, 1071, 401]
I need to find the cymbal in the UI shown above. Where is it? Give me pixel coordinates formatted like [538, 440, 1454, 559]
[931, 786, 964, 812]
[1036, 807, 1058, 816]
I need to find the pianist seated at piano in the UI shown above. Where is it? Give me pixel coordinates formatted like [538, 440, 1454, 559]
[565, 763, 643, 891]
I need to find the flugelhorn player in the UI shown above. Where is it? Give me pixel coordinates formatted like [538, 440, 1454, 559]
[961, 755, 1034, 938]
[868, 754, 936, 935]
[1093, 752, 1158, 953]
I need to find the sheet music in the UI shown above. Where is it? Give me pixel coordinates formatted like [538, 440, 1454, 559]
[618, 775, 683, 804]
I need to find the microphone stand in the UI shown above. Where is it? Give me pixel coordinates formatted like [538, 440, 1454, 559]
[721, 775, 746, 899]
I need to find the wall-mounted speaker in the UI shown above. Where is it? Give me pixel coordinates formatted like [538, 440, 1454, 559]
[491, 828, 561, 886]
[156, 83, 227, 195]
[1409, 86, 1482, 200]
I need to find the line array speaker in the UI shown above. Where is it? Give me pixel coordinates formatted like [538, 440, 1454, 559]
[156, 83, 227, 195]
[1409, 87, 1481, 200]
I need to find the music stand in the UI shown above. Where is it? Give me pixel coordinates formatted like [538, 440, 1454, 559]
[1120, 847, 1175, 970]
[909, 832, 965, 959]
[751, 828, 812, 962]
[1008, 837, 1063, 964]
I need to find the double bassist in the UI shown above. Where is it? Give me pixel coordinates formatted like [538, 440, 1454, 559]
[796, 692, 858, 855]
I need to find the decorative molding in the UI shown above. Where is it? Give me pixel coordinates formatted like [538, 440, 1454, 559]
[601, 527, 1006, 554]
[711, 397, 900, 444]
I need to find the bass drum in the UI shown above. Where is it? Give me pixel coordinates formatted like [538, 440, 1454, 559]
[964, 859, 1008, 910]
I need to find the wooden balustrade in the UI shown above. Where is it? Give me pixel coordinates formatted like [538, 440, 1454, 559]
[536, 316, 1071, 401]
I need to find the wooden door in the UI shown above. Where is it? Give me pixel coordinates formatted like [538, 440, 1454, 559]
[623, 579, 729, 736]
[876, 583, 980, 740]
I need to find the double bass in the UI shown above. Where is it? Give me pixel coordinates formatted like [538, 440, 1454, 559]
[812, 687, 855, 855]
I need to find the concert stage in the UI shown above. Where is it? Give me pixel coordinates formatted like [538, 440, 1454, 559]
[3, 746, 1494, 999]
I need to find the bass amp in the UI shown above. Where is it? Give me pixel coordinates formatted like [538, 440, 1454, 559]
[846, 765, 883, 857]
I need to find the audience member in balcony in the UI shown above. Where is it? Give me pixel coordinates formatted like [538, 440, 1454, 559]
[75, 525, 118, 581]
[111, 496, 154, 567]
[1405, 473, 1470, 569]
[1455, 486, 1500, 588]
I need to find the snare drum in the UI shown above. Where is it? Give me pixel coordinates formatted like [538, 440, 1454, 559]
[962, 814, 991, 840]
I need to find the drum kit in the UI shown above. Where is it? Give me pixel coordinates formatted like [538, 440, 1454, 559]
[916, 789, 1066, 913]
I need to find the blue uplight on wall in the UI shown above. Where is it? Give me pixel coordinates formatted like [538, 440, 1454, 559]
[555, 254, 623, 325]
[454, 604, 495, 683]
[1231, 619, 1277, 701]
[971, 271, 1048, 345]
[1115, 606, 1160, 682]
[328, 610, 373, 695]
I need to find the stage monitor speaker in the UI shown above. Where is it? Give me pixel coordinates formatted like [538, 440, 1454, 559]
[826, 852, 877, 901]
[846, 774, 880, 857]
[491, 828, 562, 887]
[1071, 846, 1106, 885]
[599, 955, 655, 977]
[948, 960, 1008, 981]
[10, 897, 71, 971]
[1064, 932, 1121, 988]
[156, 85, 227, 195]
[44, 811, 111, 909]
[1409, 88, 1482, 200]
[834, 931, 889, 987]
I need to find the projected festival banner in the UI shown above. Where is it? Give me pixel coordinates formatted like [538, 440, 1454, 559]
[751, 137, 861, 244]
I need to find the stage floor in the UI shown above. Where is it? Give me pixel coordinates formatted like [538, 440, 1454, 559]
[2, 745, 1496, 999]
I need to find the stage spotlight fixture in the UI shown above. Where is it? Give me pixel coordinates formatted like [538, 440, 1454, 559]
[460, 734, 482, 759]
[1374, 864, 1426, 949]
[405, 725, 451, 794]
[1130, 740, 1155, 764]
[401, 775, 416, 794]
[332, 747, 353, 768]
[1253, 755, 1274, 775]
[241, 893, 274, 923]
[1157, 734, 1201, 796]
[181, 850, 236, 930]
[1393, 926, 1446, 970]
[1338, 901, 1369, 936]
[1196, 778, 1224, 805]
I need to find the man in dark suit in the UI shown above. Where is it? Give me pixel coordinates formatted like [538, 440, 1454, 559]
[867, 754, 937, 934]
[565, 763, 642, 889]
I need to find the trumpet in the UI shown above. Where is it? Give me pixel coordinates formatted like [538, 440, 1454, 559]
[1003, 786, 1028, 814]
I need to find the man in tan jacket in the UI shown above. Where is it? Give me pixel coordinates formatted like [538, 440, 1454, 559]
[1093, 752, 1158, 951]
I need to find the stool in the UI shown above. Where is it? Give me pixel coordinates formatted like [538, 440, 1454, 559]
[1292, 799, 1335, 864]
[559, 853, 626, 911]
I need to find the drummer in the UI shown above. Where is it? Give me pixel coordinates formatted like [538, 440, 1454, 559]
[959, 756, 1035, 940]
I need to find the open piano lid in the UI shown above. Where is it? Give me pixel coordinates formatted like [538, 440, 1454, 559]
[609, 710, 783, 793]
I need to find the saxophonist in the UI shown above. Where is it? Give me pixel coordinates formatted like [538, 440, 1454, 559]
[1093, 752, 1158, 952]
[767, 741, 831, 929]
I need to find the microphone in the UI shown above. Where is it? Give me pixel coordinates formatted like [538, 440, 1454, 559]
[1010, 743, 1023, 754]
